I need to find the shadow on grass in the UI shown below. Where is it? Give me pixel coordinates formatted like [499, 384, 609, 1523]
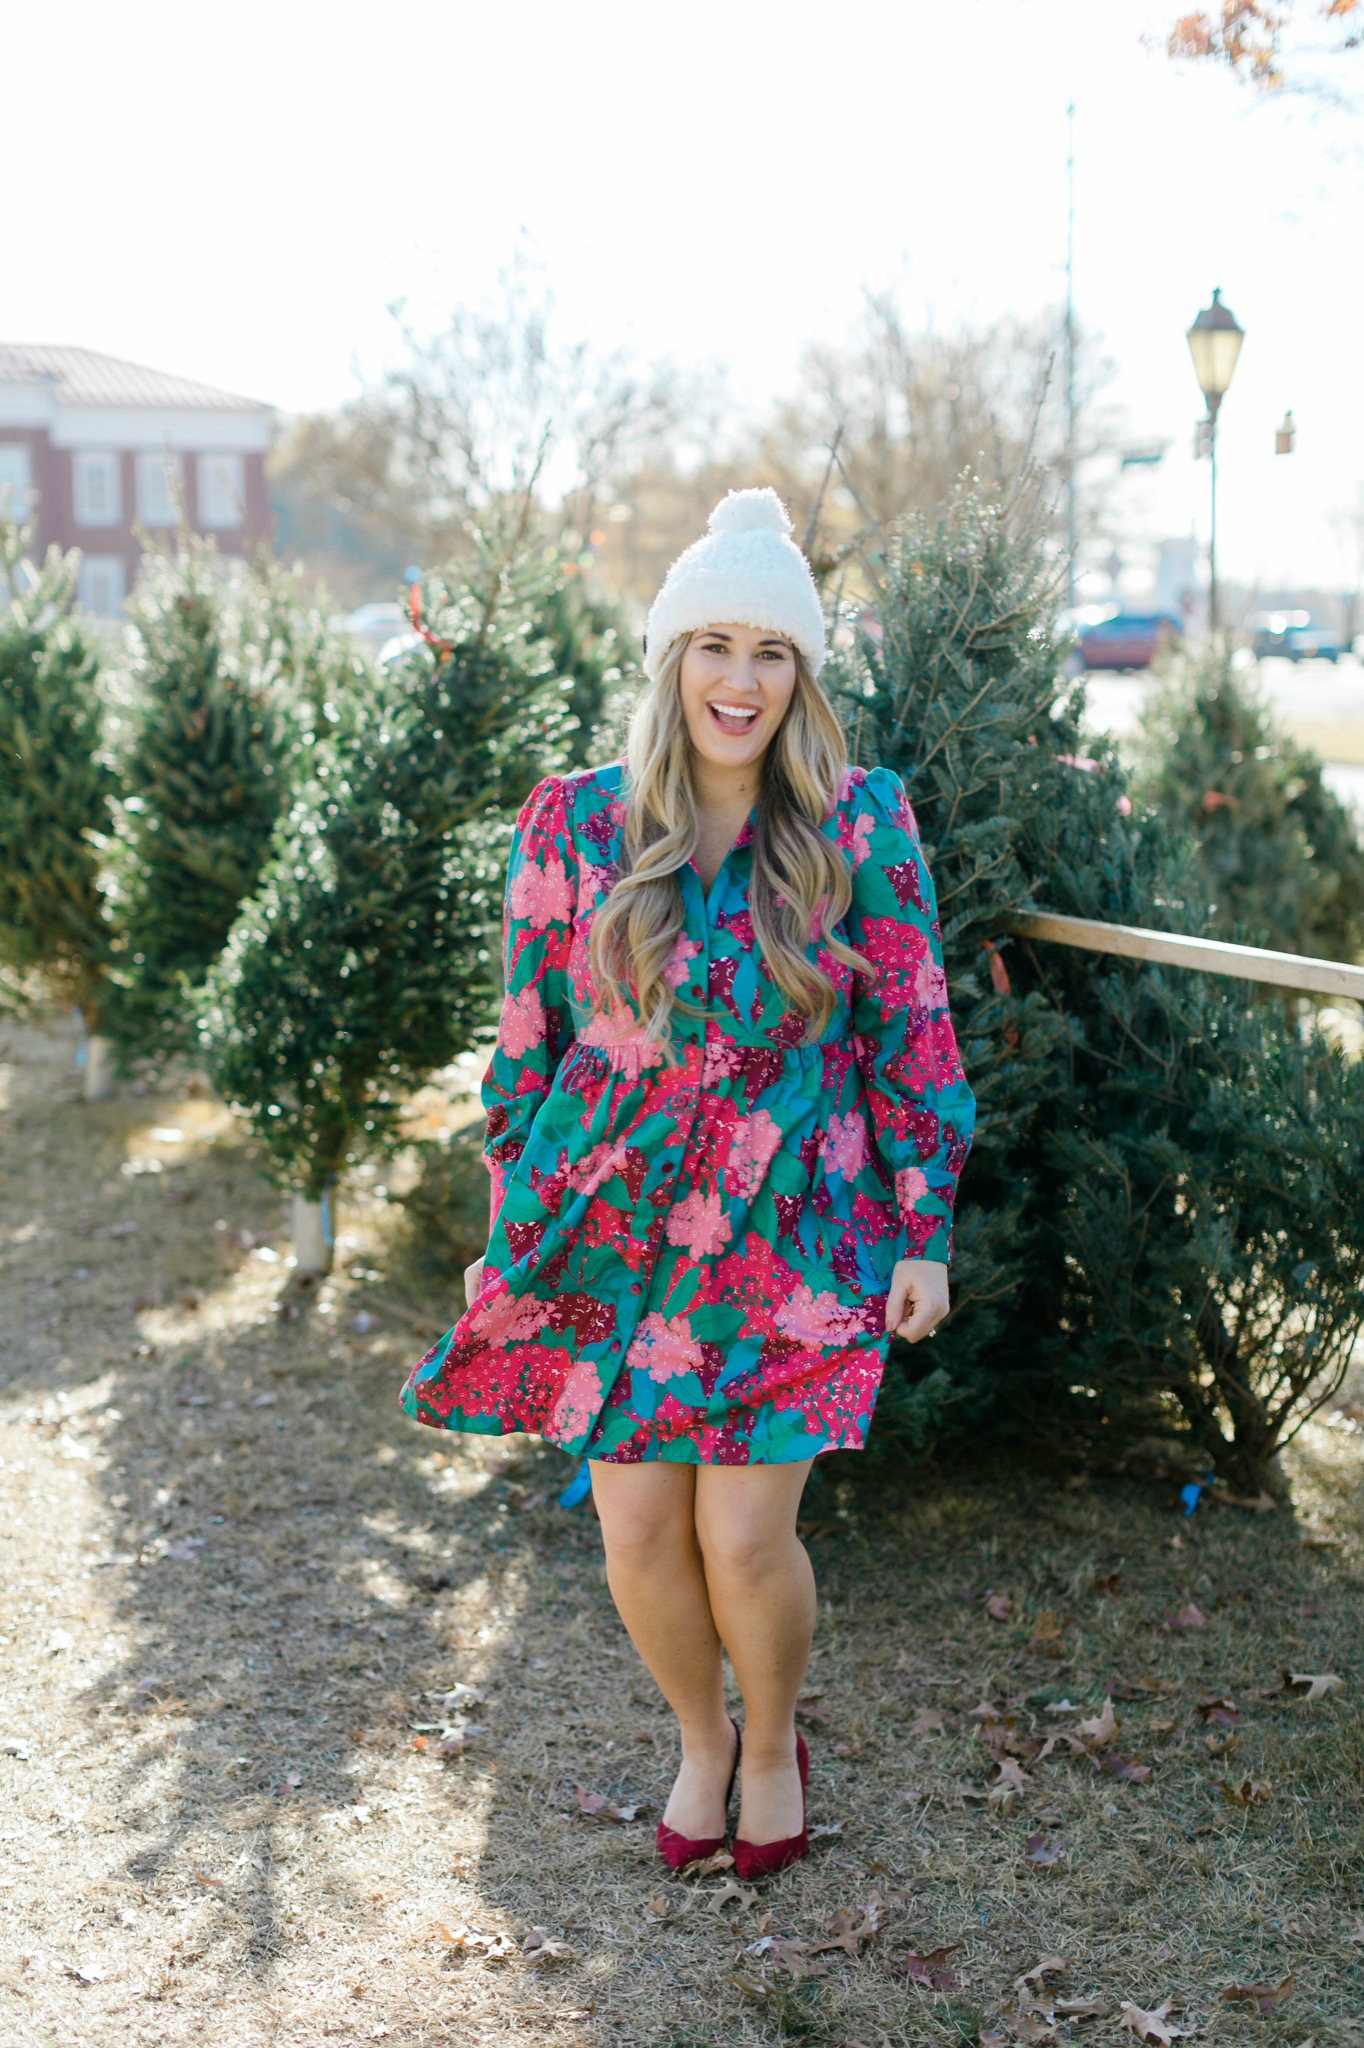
[3, 1014, 1363, 2044]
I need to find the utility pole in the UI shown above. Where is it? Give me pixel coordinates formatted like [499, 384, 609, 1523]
[1064, 101, 1077, 609]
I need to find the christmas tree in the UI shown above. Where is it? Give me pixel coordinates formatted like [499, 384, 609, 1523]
[1133, 638, 1364, 965]
[0, 524, 117, 1090]
[198, 544, 574, 1266]
[831, 474, 1364, 1493]
[826, 475, 1077, 1446]
[251, 549, 373, 732]
[106, 532, 292, 1062]
[535, 555, 640, 768]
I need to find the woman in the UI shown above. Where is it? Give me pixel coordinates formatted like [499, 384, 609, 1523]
[400, 487, 976, 1878]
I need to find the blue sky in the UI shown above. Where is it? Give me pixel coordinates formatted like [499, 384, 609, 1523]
[8, 0, 1362, 588]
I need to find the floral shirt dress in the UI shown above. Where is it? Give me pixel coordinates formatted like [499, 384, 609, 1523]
[399, 758, 976, 1465]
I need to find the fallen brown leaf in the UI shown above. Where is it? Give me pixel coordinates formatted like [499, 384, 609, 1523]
[1001, 2001, 1057, 2044]
[746, 1935, 831, 1981]
[985, 1591, 1014, 1622]
[707, 1878, 759, 1914]
[521, 1928, 575, 1960]
[1224, 1977, 1294, 2014]
[1203, 1730, 1238, 1757]
[989, 1756, 1032, 1814]
[1220, 1776, 1273, 1806]
[910, 1708, 946, 1736]
[1195, 1693, 1239, 1727]
[1036, 1730, 1088, 1763]
[1118, 1998, 1193, 2044]
[679, 1847, 733, 1878]
[1110, 1677, 1163, 1700]
[575, 1786, 645, 1823]
[1015, 1955, 1069, 1987]
[1029, 1610, 1066, 1656]
[437, 1922, 516, 1959]
[905, 1942, 962, 1989]
[1023, 1834, 1065, 1869]
[1283, 1670, 1344, 1704]
[810, 1895, 888, 1957]
[1097, 1750, 1152, 1783]
[1094, 1571, 1124, 1596]
[1056, 1997, 1107, 2018]
[1076, 1698, 1120, 1745]
[1166, 1604, 1207, 1630]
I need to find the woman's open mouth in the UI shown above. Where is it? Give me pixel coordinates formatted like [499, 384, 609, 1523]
[708, 701, 761, 735]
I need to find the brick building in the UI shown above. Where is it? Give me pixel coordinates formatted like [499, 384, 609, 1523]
[0, 344, 274, 614]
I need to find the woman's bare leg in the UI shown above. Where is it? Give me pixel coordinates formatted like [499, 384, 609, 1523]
[588, 1460, 737, 1838]
[694, 1461, 816, 1847]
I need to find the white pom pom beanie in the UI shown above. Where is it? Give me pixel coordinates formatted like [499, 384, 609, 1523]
[642, 486, 827, 681]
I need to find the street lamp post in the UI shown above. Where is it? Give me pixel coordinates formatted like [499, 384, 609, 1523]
[1186, 287, 1245, 631]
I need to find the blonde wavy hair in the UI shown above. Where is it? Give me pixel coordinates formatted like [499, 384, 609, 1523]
[587, 631, 874, 1062]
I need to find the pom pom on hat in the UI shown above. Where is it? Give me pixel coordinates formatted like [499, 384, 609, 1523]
[642, 485, 826, 680]
[707, 487, 793, 538]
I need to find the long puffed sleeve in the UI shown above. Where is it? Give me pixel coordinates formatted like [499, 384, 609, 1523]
[481, 773, 579, 1237]
[845, 764, 976, 1263]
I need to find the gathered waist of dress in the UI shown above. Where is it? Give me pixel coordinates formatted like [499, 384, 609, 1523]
[562, 1032, 846, 1082]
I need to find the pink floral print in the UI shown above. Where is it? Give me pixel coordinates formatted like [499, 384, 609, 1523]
[399, 759, 976, 1464]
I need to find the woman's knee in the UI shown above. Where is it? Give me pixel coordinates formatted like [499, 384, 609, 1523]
[693, 1465, 811, 1578]
[590, 1464, 696, 1571]
[694, 1504, 797, 1579]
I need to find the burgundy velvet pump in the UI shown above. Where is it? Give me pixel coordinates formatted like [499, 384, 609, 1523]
[655, 1718, 742, 1872]
[731, 1730, 809, 1880]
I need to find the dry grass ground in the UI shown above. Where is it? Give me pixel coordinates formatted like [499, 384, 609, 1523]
[2, 1012, 1362, 2048]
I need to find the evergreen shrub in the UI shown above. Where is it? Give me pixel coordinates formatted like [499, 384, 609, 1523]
[830, 474, 1364, 1492]
[199, 557, 575, 1199]
[107, 533, 293, 1060]
[0, 525, 116, 1026]
[1133, 637, 1364, 965]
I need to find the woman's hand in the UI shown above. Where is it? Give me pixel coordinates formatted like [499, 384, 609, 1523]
[885, 1257, 950, 1342]
[463, 1256, 486, 1311]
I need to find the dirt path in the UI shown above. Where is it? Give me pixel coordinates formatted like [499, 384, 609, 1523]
[2, 1014, 1362, 2048]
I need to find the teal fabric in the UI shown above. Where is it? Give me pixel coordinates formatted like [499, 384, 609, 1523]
[399, 759, 975, 1464]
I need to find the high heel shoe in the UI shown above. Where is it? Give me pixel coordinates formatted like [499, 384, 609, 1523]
[732, 1730, 809, 1880]
[655, 1716, 742, 1872]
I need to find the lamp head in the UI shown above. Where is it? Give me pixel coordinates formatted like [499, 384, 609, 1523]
[1186, 287, 1245, 408]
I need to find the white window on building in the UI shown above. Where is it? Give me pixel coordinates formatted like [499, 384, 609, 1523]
[0, 443, 34, 520]
[77, 555, 127, 617]
[136, 450, 184, 527]
[197, 452, 246, 529]
[73, 451, 122, 527]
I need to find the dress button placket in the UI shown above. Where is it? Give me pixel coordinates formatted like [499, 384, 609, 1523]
[630, 871, 708, 1337]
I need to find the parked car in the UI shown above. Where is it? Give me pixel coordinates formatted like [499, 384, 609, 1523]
[1078, 610, 1183, 672]
[1251, 610, 1343, 662]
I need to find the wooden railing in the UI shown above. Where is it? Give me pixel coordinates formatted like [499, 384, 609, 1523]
[1011, 911, 1364, 1003]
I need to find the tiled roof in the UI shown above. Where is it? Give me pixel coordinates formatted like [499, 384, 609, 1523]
[0, 343, 272, 412]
